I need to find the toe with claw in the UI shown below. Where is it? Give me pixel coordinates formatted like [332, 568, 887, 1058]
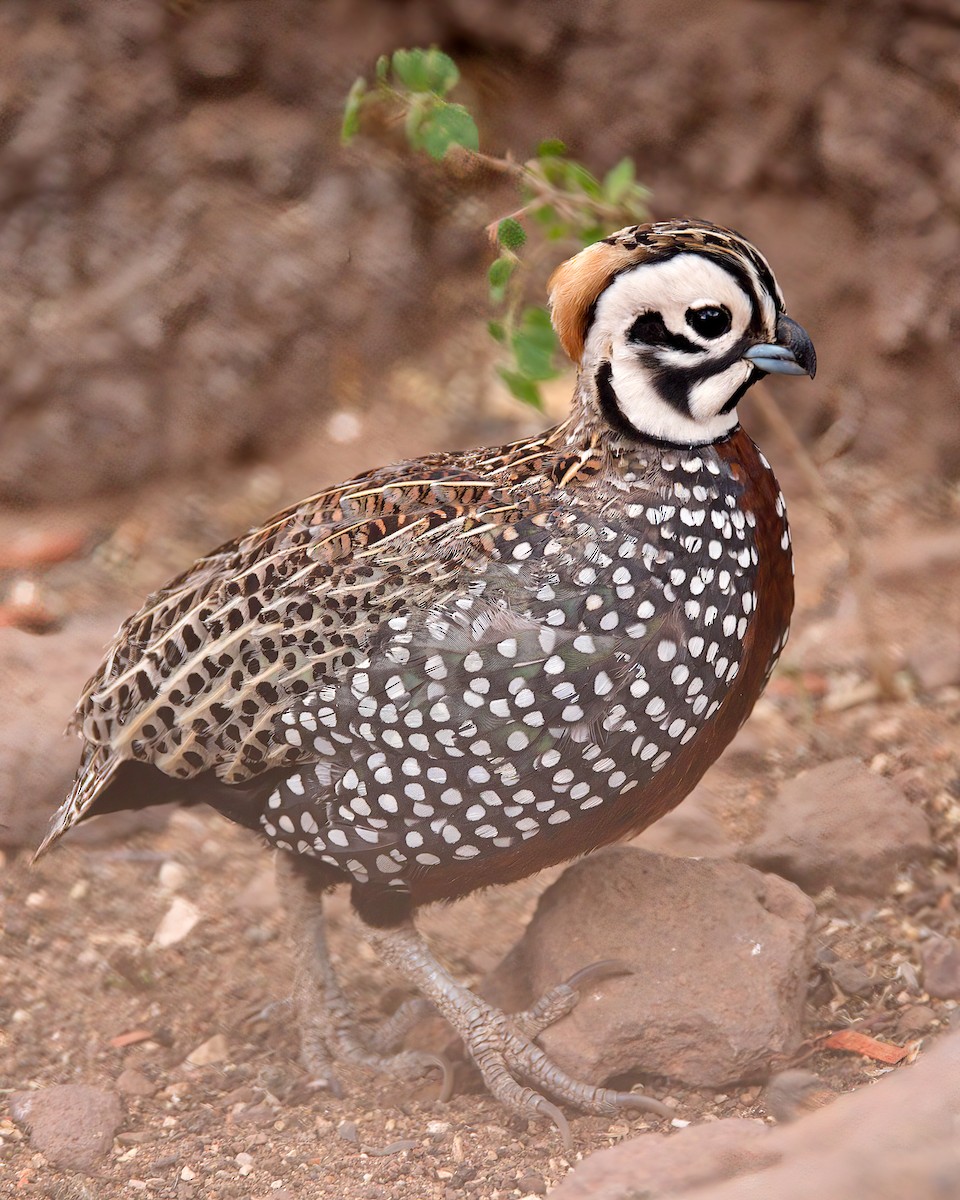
[366, 921, 671, 1149]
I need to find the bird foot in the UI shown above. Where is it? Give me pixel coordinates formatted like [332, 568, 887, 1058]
[459, 999, 671, 1149]
[366, 923, 671, 1150]
[295, 984, 450, 1100]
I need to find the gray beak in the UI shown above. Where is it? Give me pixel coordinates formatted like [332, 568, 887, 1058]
[743, 314, 817, 378]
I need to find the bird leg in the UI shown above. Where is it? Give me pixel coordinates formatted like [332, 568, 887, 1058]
[275, 855, 451, 1098]
[362, 917, 671, 1149]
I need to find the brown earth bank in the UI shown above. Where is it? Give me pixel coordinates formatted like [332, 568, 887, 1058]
[2, 1, 960, 1197]
[0, 0, 958, 503]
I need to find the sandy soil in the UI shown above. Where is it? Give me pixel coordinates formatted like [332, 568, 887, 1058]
[2, 382, 959, 1198]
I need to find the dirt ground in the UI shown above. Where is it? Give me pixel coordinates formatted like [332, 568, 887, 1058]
[2, 372, 959, 1197]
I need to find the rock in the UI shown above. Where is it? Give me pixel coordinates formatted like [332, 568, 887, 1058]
[157, 860, 189, 892]
[741, 759, 932, 897]
[9, 1084, 123, 1173]
[516, 1170, 548, 1195]
[549, 1117, 775, 1199]
[482, 848, 815, 1088]
[921, 937, 960, 1000]
[632, 785, 735, 859]
[151, 896, 201, 948]
[185, 1033, 229, 1066]
[173, 4, 255, 86]
[897, 1004, 937, 1036]
[553, 1030, 960, 1200]
[827, 960, 878, 997]
[116, 1068, 157, 1097]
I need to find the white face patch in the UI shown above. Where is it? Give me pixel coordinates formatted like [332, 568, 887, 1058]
[583, 254, 778, 445]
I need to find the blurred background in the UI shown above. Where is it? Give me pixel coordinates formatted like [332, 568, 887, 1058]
[1, 0, 958, 508]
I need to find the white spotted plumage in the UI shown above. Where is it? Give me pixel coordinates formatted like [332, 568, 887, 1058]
[39, 219, 811, 929]
[241, 438, 770, 891]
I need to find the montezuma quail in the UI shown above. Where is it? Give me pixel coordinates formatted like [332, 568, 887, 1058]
[40, 219, 816, 1145]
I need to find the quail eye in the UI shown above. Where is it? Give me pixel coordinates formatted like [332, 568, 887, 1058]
[685, 305, 732, 339]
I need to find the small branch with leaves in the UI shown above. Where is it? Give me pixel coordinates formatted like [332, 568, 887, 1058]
[342, 47, 650, 409]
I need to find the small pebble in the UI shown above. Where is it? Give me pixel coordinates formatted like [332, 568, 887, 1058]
[116, 1068, 157, 1097]
[921, 937, 960, 999]
[185, 1033, 229, 1066]
[897, 1004, 937, 1035]
[158, 861, 189, 891]
[152, 896, 201, 948]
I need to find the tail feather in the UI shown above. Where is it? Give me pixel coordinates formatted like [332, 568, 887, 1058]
[34, 744, 122, 862]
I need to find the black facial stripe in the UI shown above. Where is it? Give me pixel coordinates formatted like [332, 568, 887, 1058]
[645, 334, 756, 414]
[595, 360, 645, 441]
[650, 364, 693, 414]
[719, 367, 759, 414]
[594, 360, 742, 450]
[627, 310, 705, 356]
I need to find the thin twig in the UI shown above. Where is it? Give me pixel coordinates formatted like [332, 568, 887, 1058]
[753, 386, 900, 701]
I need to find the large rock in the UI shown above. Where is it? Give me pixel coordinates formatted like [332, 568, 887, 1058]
[741, 758, 932, 898]
[551, 1030, 960, 1200]
[482, 847, 815, 1088]
[551, 1118, 775, 1200]
[9, 1084, 123, 1173]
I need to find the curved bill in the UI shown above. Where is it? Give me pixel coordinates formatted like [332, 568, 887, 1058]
[743, 314, 817, 378]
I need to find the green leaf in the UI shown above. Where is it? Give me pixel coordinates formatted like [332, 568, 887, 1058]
[498, 367, 544, 409]
[375, 55, 390, 83]
[563, 160, 603, 199]
[512, 307, 560, 381]
[420, 47, 460, 94]
[604, 157, 635, 203]
[537, 138, 567, 158]
[487, 256, 516, 302]
[530, 203, 566, 240]
[496, 217, 526, 251]
[518, 305, 557, 343]
[392, 49, 429, 92]
[488, 256, 515, 289]
[340, 77, 367, 144]
[392, 47, 460, 95]
[487, 320, 506, 343]
[531, 203, 557, 227]
[534, 156, 567, 188]
[419, 102, 479, 158]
